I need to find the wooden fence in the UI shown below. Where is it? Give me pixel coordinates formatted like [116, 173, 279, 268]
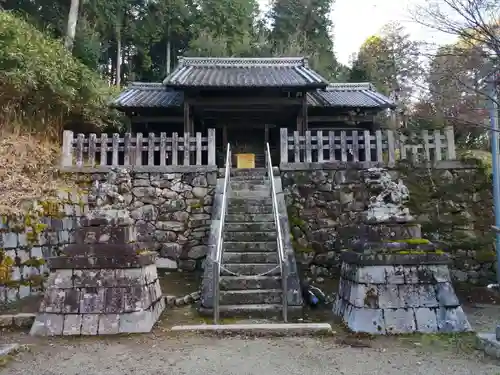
[61, 129, 216, 167]
[280, 127, 457, 164]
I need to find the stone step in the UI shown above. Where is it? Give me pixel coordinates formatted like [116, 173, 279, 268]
[225, 222, 275, 232]
[225, 213, 274, 222]
[230, 190, 270, 198]
[199, 304, 303, 319]
[230, 169, 268, 178]
[224, 241, 277, 252]
[228, 197, 272, 205]
[230, 181, 269, 190]
[224, 231, 277, 242]
[220, 289, 282, 305]
[220, 263, 280, 276]
[219, 275, 281, 290]
[222, 251, 278, 264]
[227, 204, 273, 214]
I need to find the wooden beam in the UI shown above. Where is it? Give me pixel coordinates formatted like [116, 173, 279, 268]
[308, 115, 376, 123]
[130, 116, 183, 123]
[183, 102, 190, 133]
[187, 97, 302, 106]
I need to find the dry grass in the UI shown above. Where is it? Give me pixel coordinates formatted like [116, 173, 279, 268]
[0, 129, 75, 215]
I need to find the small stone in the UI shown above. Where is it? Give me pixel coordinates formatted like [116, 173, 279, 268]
[192, 187, 208, 198]
[175, 297, 185, 306]
[190, 291, 201, 301]
[183, 294, 194, 304]
[188, 245, 207, 259]
[160, 243, 183, 259]
[166, 295, 176, 307]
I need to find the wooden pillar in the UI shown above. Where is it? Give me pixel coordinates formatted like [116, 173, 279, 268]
[183, 102, 190, 134]
[302, 91, 308, 132]
[296, 107, 302, 134]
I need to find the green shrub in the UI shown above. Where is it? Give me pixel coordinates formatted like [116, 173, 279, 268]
[0, 11, 118, 133]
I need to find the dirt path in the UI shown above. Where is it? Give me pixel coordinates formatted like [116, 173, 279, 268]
[1, 303, 500, 375]
[1, 332, 499, 375]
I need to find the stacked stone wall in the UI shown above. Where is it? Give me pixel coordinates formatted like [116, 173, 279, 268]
[281, 162, 496, 285]
[1, 168, 216, 307]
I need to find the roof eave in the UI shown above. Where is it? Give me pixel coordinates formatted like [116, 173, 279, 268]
[164, 83, 328, 90]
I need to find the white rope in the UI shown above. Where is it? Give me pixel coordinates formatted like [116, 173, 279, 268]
[218, 263, 280, 277]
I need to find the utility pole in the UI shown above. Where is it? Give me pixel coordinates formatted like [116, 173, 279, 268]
[488, 76, 500, 289]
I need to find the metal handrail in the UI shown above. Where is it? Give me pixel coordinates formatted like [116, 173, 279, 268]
[265, 142, 288, 322]
[213, 143, 231, 324]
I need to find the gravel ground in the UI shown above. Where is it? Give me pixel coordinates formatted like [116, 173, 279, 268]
[1, 305, 499, 375]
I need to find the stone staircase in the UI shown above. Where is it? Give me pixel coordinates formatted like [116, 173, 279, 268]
[200, 168, 303, 320]
[218, 169, 283, 317]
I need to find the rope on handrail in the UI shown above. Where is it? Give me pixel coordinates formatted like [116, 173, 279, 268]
[218, 264, 280, 277]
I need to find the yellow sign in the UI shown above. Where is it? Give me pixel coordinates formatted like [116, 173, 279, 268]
[236, 153, 255, 169]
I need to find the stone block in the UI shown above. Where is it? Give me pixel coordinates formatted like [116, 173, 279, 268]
[384, 308, 416, 334]
[13, 313, 36, 328]
[30, 313, 64, 336]
[118, 310, 154, 333]
[377, 285, 402, 309]
[104, 288, 125, 313]
[47, 270, 74, 289]
[40, 289, 66, 313]
[385, 265, 405, 284]
[431, 265, 451, 283]
[98, 314, 120, 334]
[74, 269, 108, 288]
[63, 314, 82, 335]
[348, 283, 379, 308]
[403, 266, 419, 284]
[436, 306, 472, 333]
[2, 232, 18, 249]
[476, 333, 500, 359]
[435, 282, 460, 307]
[63, 289, 81, 313]
[355, 265, 389, 284]
[414, 308, 438, 333]
[399, 284, 438, 308]
[81, 314, 99, 335]
[142, 264, 158, 284]
[0, 315, 13, 327]
[115, 268, 143, 286]
[345, 305, 386, 334]
[80, 288, 106, 314]
[123, 286, 149, 312]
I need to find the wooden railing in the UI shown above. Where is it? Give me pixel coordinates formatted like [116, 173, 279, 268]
[61, 129, 216, 167]
[280, 127, 457, 164]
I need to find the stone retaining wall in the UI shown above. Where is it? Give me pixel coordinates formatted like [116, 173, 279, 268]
[0, 167, 216, 306]
[280, 162, 496, 285]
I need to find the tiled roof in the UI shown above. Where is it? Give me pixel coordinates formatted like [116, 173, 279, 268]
[308, 82, 396, 109]
[163, 57, 329, 89]
[110, 82, 183, 109]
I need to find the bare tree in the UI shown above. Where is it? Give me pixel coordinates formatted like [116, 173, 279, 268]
[412, 0, 499, 79]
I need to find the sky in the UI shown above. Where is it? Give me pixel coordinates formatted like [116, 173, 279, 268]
[258, 0, 458, 66]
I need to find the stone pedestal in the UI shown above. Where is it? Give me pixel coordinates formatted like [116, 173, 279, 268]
[30, 217, 165, 336]
[333, 249, 472, 334]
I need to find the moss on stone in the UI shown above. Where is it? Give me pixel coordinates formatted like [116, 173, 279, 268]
[22, 257, 46, 267]
[394, 238, 431, 245]
[0, 251, 14, 283]
[292, 239, 314, 253]
[189, 200, 203, 209]
[474, 249, 496, 262]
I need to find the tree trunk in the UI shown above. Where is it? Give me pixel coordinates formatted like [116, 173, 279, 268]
[116, 24, 122, 87]
[64, 0, 80, 51]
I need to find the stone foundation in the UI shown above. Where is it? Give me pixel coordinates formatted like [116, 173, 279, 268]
[333, 252, 472, 334]
[30, 259, 165, 335]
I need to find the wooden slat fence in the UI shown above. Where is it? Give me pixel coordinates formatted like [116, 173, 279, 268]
[61, 129, 216, 167]
[280, 127, 457, 164]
